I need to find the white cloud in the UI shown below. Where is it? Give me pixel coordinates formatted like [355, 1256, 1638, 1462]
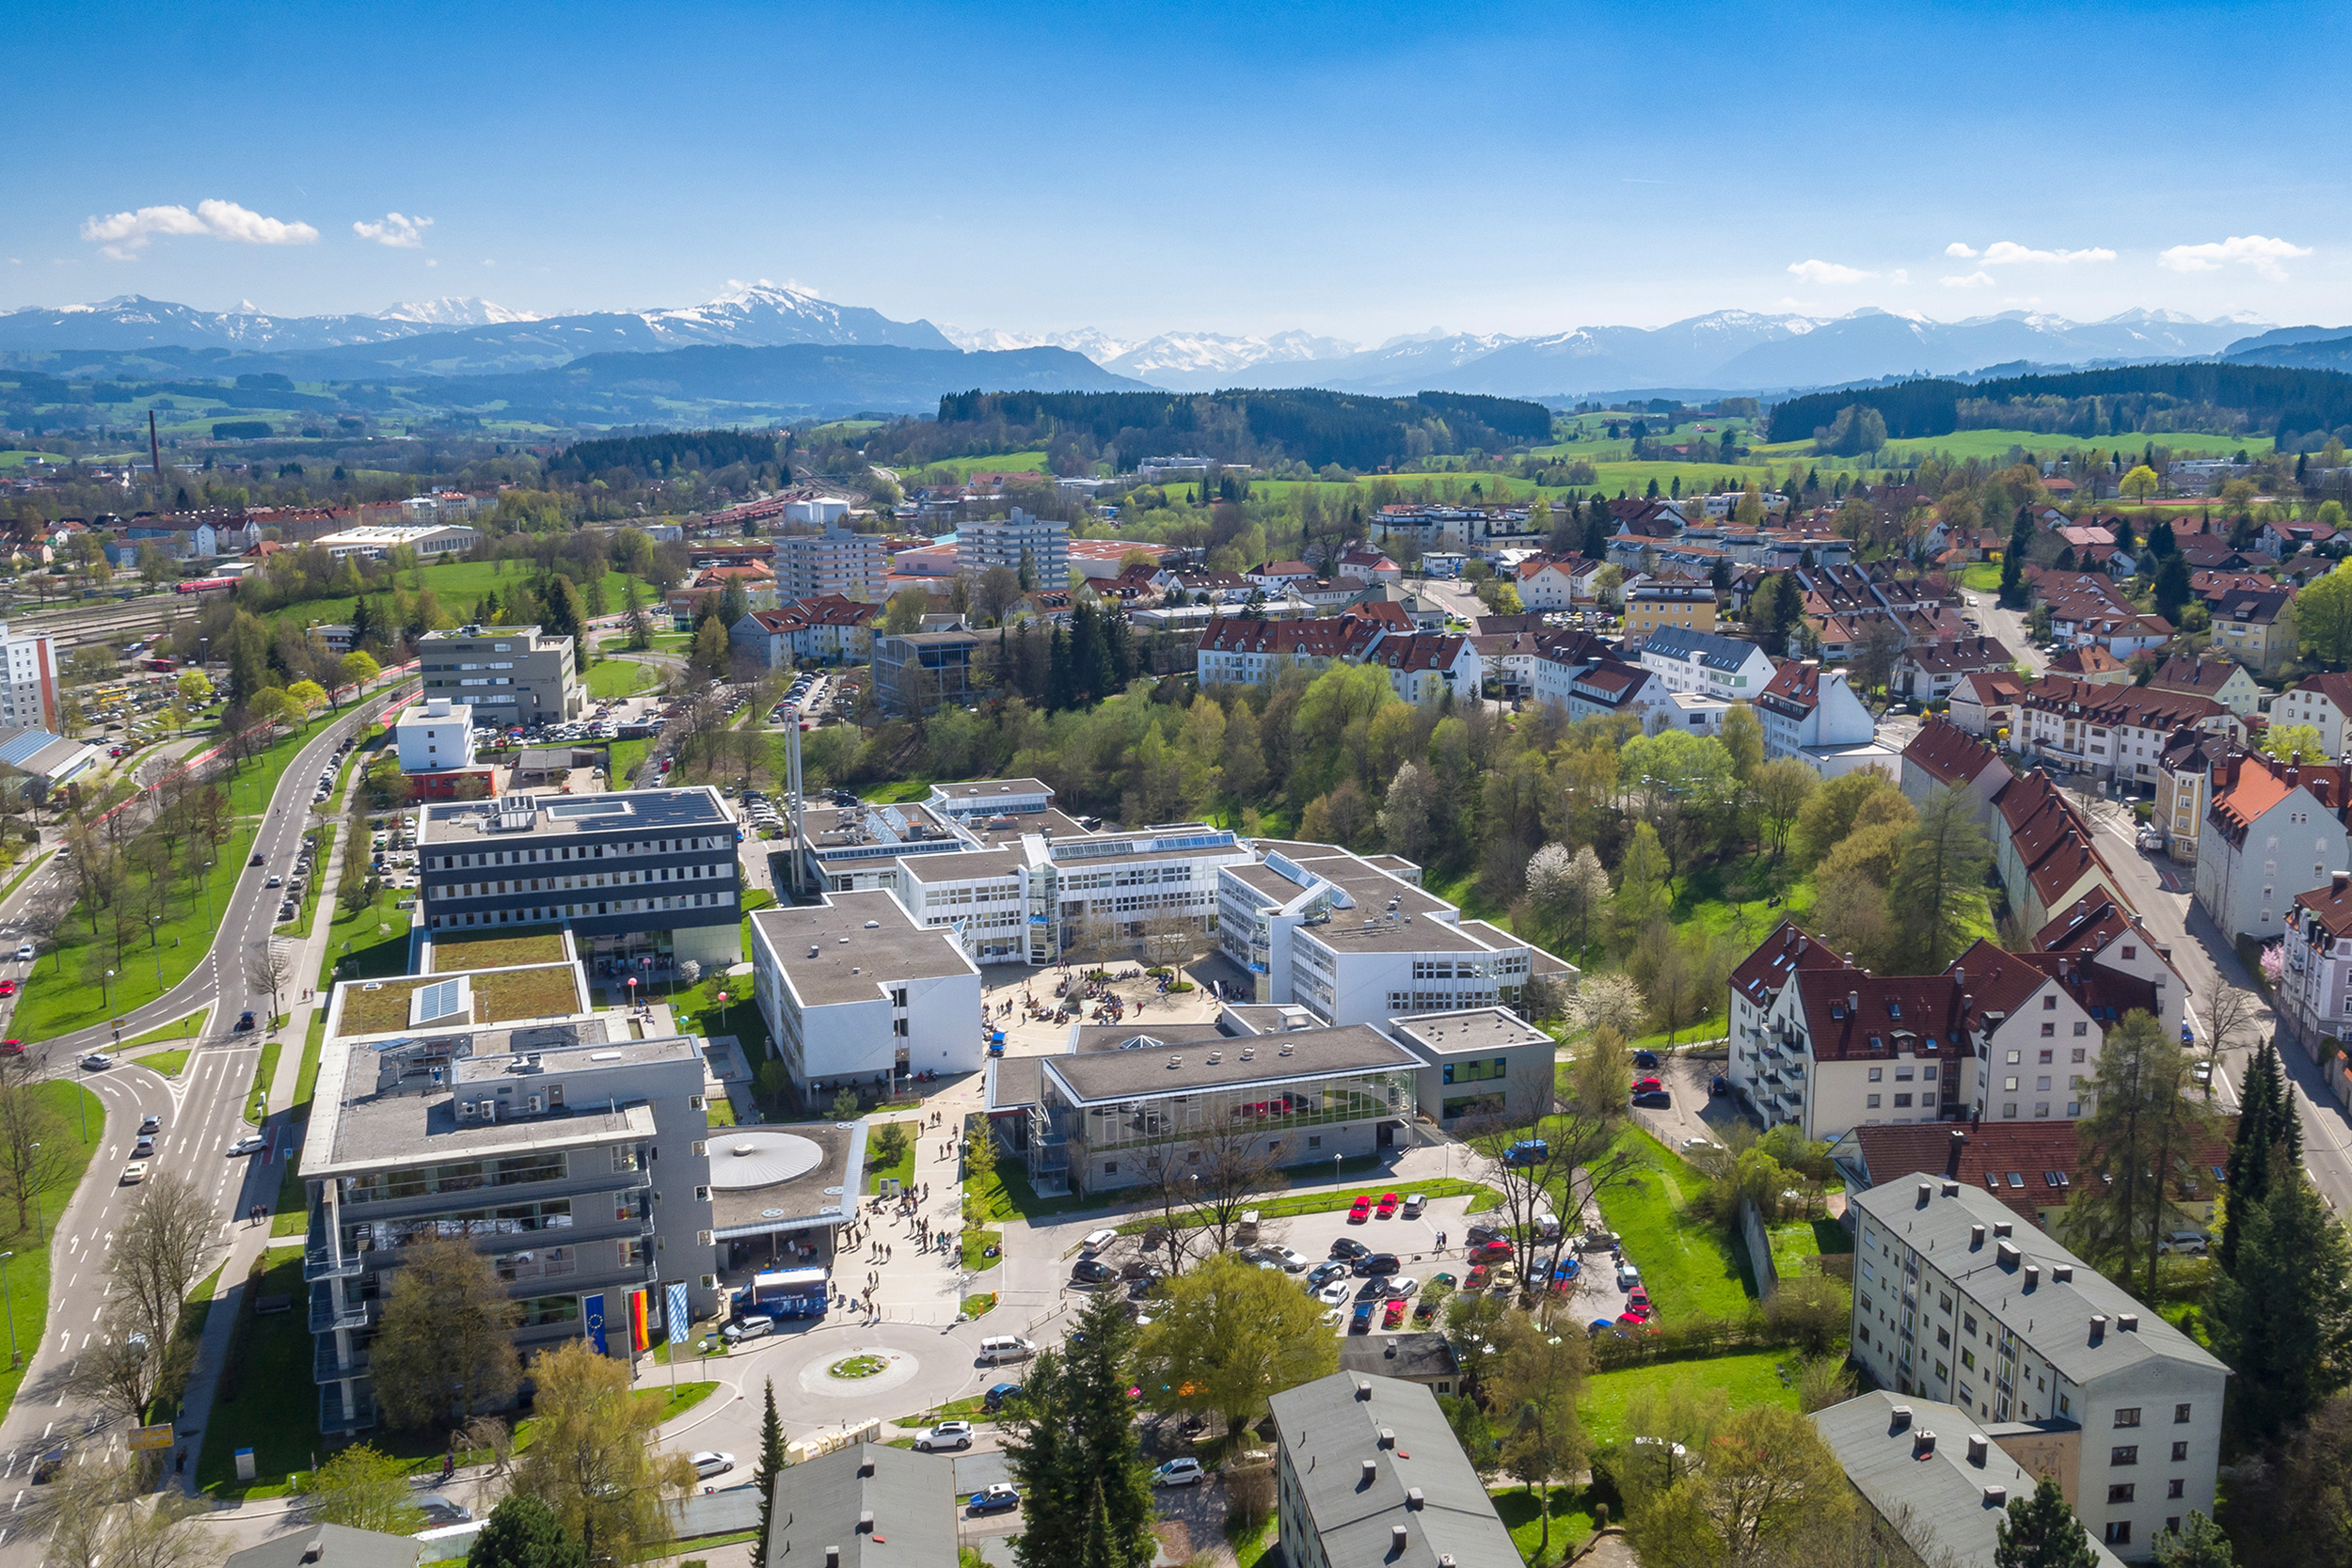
[425, 258, 438, 268]
[1888, 269, 1909, 285]
[1946, 242, 1979, 259]
[81, 199, 318, 259]
[1787, 258, 1869, 285]
[2158, 234, 2313, 280]
[353, 213, 432, 248]
[1941, 272, 1996, 289]
[1979, 241, 2115, 266]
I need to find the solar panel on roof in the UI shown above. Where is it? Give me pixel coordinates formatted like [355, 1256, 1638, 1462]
[413, 978, 466, 1024]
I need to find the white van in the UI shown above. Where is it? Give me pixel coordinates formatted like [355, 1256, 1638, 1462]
[979, 1336, 1038, 1366]
[1534, 1212, 1563, 1243]
[1080, 1228, 1119, 1254]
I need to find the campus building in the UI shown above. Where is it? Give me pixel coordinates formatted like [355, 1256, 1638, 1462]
[0, 624, 59, 734]
[746, 891, 985, 1102]
[1850, 1179, 2228, 1558]
[1270, 1372, 1519, 1568]
[302, 952, 717, 1436]
[417, 625, 584, 727]
[415, 787, 743, 967]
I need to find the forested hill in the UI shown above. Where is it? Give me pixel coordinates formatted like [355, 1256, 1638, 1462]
[1768, 363, 2352, 445]
[864, 388, 1552, 472]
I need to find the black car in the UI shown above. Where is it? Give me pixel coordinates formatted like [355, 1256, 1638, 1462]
[1328, 1237, 1371, 1262]
[1348, 1301, 1375, 1334]
[1465, 1224, 1505, 1247]
[1633, 1050, 1661, 1069]
[1633, 1089, 1671, 1109]
[1351, 1252, 1401, 1278]
[1354, 1277, 1388, 1302]
[1072, 1259, 1115, 1285]
[235, 1010, 256, 1031]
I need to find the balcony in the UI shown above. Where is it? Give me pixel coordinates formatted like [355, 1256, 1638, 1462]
[309, 1281, 371, 1335]
[314, 1336, 370, 1385]
[319, 1381, 378, 1435]
[337, 1166, 653, 1225]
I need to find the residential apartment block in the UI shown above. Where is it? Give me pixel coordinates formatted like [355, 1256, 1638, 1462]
[1624, 581, 1717, 638]
[418, 625, 583, 726]
[773, 523, 886, 603]
[1637, 626, 1775, 703]
[0, 623, 60, 733]
[1727, 920, 2174, 1140]
[2268, 671, 2352, 753]
[2278, 872, 2352, 1110]
[2010, 676, 2243, 788]
[416, 787, 744, 967]
[1850, 1180, 2228, 1558]
[956, 507, 1068, 585]
[1271, 1371, 1519, 1568]
[1756, 659, 1898, 778]
[2193, 750, 2352, 941]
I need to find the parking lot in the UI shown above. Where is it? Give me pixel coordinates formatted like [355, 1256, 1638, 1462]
[1631, 1049, 1743, 1153]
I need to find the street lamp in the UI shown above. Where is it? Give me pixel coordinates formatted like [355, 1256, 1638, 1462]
[26, 1149, 40, 1243]
[149, 915, 162, 987]
[0, 1251, 17, 1367]
[200, 861, 214, 929]
[102, 968, 114, 1020]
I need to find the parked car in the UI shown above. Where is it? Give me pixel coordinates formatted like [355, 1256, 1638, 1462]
[1488, 1264, 1519, 1294]
[1352, 1252, 1401, 1278]
[1265, 1245, 1311, 1273]
[982, 1383, 1024, 1413]
[1346, 1194, 1374, 1223]
[1328, 1237, 1370, 1262]
[1383, 1275, 1419, 1299]
[914, 1422, 973, 1452]
[1316, 1281, 1352, 1307]
[1081, 1227, 1119, 1254]
[1072, 1259, 1115, 1285]
[968, 1483, 1022, 1514]
[1633, 1090, 1672, 1109]
[1633, 1050, 1661, 1069]
[721, 1315, 775, 1343]
[1348, 1300, 1376, 1334]
[1382, 1298, 1408, 1329]
[1375, 1192, 1401, 1219]
[1616, 1263, 1642, 1291]
[1401, 1194, 1426, 1218]
[1503, 1139, 1549, 1165]
[1152, 1457, 1206, 1487]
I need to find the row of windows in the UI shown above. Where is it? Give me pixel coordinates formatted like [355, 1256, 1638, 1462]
[433, 838, 728, 868]
[433, 864, 728, 897]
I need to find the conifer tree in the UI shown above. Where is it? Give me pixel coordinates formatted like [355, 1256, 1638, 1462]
[751, 1379, 788, 1568]
[1995, 1475, 2097, 1568]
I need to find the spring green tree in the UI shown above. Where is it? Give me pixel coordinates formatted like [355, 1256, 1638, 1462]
[1994, 1474, 2097, 1568]
[305, 1444, 426, 1534]
[467, 1496, 587, 1568]
[1135, 1253, 1337, 1439]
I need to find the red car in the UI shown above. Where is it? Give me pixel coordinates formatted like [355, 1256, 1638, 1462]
[1375, 1192, 1401, 1219]
[1628, 1286, 1651, 1310]
[0, 980, 17, 997]
[1465, 1264, 1490, 1290]
[1632, 1076, 1663, 1094]
[1470, 1239, 1514, 1262]
[1346, 1195, 1374, 1224]
[0, 1041, 21, 1056]
[1381, 1298, 1407, 1329]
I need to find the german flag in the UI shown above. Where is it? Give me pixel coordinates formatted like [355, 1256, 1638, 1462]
[628, 1288, 651, 1353]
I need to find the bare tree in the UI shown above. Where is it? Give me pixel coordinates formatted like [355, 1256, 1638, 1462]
[107, 1492, 216, 1568]
[244, 940, 296, 1029]
[1136, 907, 1198, 972]
[0, 1053, 72, 1231]
[2200, 975, 2262, 1101]
[2066, 774, 2119, 834]
[1468, 1027, 1641, 1303]
[33, 1453, 135, 1568]
[1129, 1118, 1286, 1271]
[105, 1171, 221, 1350]
[72, 1323, 195, 1427]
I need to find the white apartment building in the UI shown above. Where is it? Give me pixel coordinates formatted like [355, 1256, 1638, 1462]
[1529, 651, 1667, 727]
[2010, 676, 2243, 789]
[773, 523, 885, 603]
[1756, 659, 1899, 778]
[1194, 615, 1384, 689]
[0, 624, 59, 733]
[747, 892, 984, 1100]
[957, 507, 1069, 586]
[2194, 751, 2352, 941]
[394, 698, 474, 774]
[2269, 672, 2352, 753]
[1636, 626, 1775, 702]
[1727, 921, 2173, 1140]
[1850, 1180, 2228, 1558]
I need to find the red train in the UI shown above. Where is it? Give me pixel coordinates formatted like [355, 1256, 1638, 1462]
[172, 577, 238, 594]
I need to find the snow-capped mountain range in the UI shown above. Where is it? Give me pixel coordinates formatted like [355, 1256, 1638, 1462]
[0, 286, 2291, 397]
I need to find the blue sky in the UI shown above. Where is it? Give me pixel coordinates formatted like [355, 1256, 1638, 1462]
[5, 0, 2345, 341]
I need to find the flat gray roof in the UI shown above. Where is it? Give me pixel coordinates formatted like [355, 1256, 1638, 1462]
[893, 847, 1027, 884]
[1072, 1022, 1228, 1054]
[963, 807, 1092, 847]
[752, 892, 976, 1006]
[765, 1444, 960, 1568]
[931, 777, 1053, 802]
[708, 1120, 863, 1238]
[1044, 1024, 1415, 1103]
[1299, 917, 1486, 954]
[419, 785, 729, 844]
[1389, 1008, 1551, 1058]
[1337, 1333, 1459, 1384]
[1223, 863, 1308, 902]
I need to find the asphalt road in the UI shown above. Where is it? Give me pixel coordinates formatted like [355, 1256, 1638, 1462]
[1963, 588, 2044, 676]
[0, 693, 400, 1552]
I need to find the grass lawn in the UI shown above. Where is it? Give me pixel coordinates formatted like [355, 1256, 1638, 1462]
[585, 659, 658, 700]
[1494, 1482, 1599, 1563]
[246, 1036, 282, 1123]
[473, 965, 585, 1022]
[862, 779, 931, 804]
[1960, 562, 2003, 593]
[123, 1009, 209, 1049]
[321, 884, 414, 989]
[1593, 1126, 1756, 1321]
[611, 736, 650, 786]
[142, 1049, 191, 1077]
[14, 822, 259, 1042]
[429, 931, 565, 973]
[902, 451, 1049, 480]
[862, 1121, 917, 1195]
[961, 1227, 1002, 1271]
[0, 1083, 107, 1423]
[1576, 1350, 1801, 1445]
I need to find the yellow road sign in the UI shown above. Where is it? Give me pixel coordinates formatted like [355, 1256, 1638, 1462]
[129, 1424, 174, 1452]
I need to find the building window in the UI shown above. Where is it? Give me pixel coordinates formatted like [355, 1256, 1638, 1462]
[2168, 1478, 2185, 1498]
[1867, 1094, 1881, 1108]
[2108, 1484, 2137, 1504]
[2112, 1446, 2138, 1465]
[2174, 1403, 2192, 1423]
[2115, 1408, 2141, 1428]
[2106, 1523, 2132, 1547]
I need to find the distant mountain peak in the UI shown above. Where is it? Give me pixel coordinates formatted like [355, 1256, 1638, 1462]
[376, 296, 541, 326]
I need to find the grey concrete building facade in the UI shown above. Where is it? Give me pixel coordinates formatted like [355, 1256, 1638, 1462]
[419, 624, 584, 725]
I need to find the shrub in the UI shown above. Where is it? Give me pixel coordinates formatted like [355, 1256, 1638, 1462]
[1766, 1276, 1852, 1357]
[1225, 1464, 1274, 1532]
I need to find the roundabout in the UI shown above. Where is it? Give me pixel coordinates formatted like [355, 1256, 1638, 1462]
[799, 1341, 927, 1400]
